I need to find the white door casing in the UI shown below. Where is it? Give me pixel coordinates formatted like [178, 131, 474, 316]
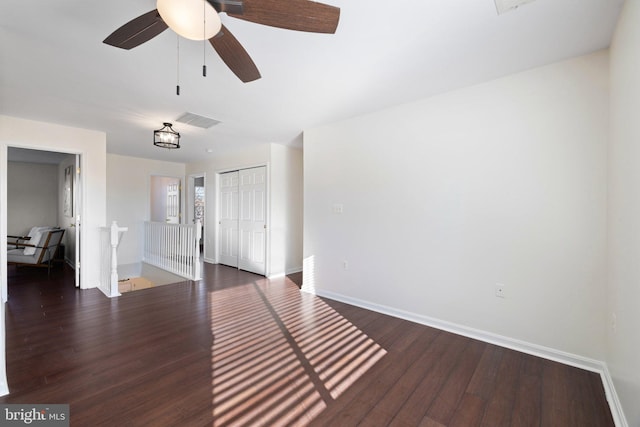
[74, 154, 81, 287]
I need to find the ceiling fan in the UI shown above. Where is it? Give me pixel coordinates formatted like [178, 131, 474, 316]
[103, 0, 340, 83]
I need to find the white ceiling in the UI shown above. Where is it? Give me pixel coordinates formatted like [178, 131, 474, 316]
[0, 0, 624, 164]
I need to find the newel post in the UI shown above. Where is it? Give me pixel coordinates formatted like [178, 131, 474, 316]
[194, 219, 202, 280]
[109, 221, 120, 297]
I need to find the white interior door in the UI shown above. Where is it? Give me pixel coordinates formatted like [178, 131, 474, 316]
[218, 171, 239, 267]
[166, 182, 180, 224]
[217, 167, 266, 275]
[238, 167, 266, 275]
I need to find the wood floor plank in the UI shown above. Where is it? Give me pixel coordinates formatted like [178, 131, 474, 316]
[448, 393, 486, 427]
[425, 339, 486, 424]
[479, 348, 523, 427]
[306, 321, 434, 426]
[390, 333, 471, 426]
[511, 353, 543, 427]
[0, 264, 615, 426]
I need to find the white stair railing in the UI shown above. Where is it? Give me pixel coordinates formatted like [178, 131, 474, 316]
[143, 220, 202, 281]
[100, 221, 128, 298]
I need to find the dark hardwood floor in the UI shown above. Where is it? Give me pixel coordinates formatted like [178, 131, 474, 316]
[1, 263, 614, 426]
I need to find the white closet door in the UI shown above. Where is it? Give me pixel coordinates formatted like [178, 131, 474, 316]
[218, 171, 239, 267]
[238, 167, 266, 275]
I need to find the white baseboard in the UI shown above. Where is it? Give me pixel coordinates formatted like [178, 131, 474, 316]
[267, 267, 302, 279]
[203, 257, 216, 264]
[600, 365, 629, 427]
[302, 287, 628, 427]
[286, 266, 303, 275]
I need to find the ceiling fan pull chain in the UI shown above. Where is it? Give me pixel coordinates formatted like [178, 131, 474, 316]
[203, 41, 207, 77]
[176, 35, 181, 96]
[203, 0, 207, 77]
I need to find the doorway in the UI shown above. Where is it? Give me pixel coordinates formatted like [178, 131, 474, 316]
[150, 176, 182, 223]
[5, 147, 82, 289]
[191, 175, 205, 254]
[218, 166, 267, 275]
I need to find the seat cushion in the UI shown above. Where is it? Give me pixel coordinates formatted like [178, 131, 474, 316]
[7, 248, 38, 264]
[24, 226, 51, 256]
[23, 231, 42, 256]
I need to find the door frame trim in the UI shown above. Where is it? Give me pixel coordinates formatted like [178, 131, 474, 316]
[187, 172, 206, 260]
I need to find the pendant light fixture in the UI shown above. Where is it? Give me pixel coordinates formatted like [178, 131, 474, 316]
[154, 122, 181, 149]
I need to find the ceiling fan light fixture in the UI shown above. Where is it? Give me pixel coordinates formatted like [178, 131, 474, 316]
[157, 0, 221, 40]
[154, 122, 181, 149]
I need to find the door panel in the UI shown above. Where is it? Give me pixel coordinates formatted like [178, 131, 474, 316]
[238, 167, 266, 275]
[218, 167, 266, 275]
[218, 171, 239, 267]
[166, 182, 180, 224]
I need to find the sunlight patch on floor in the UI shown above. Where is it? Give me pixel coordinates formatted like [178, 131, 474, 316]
[209, 277, 387, 426]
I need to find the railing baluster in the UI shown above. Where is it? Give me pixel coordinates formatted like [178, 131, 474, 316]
[142, 221, 201, 281]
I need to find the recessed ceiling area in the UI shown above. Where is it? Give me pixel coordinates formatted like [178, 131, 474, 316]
[0, 0, 624, 163]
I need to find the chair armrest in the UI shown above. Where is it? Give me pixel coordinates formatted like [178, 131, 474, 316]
[13, 243, 37, 248]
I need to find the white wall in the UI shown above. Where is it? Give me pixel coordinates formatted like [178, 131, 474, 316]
[108, 145, 303, 277]
[7, 162, 58, 235]
[304, 51, 609, 360]
[608, 1, 640, 425]
[186, 143, 304, 276]
[187, 144, 271, 265]
[106, 153, 186, 267]
[269, 144, 304, 275]
[1, 115, 107, 291]
[1, 115, 107, 396]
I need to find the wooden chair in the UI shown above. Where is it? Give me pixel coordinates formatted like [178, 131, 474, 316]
[7, 228, 65, 277]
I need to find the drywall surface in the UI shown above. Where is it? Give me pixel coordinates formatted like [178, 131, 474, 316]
[608, 1, 640, 425]
[7, 162, 58, 235]
[106, 153, 186, 265]
[1, 115, 106, 290]
[304, 51, 608, 360]
[269, 144, 303, 276]
[187, 144, 270, 265]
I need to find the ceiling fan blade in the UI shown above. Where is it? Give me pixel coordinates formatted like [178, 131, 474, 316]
[103, 9, 168, 50]
[207, 0, 244, 15]
[209, 24, 261, 83]
[228, 0, 339, 34]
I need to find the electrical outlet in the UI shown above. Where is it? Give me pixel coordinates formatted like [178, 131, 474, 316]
[495, 284, 506, 298]
[342, 260, 349, 270]
[332, 204, 344, 214]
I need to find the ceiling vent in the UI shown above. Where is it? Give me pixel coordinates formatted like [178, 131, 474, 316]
[494, 0, 536, 15]
[175, 112, 221, 129]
